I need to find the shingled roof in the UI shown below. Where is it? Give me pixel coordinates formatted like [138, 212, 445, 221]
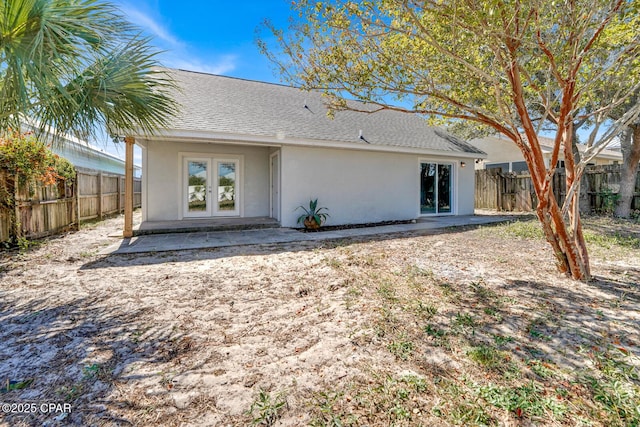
[162, 68, 484, 156]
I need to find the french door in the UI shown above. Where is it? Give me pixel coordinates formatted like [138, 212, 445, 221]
[184, 157, 240, 217]
[420, 162, 452, 214]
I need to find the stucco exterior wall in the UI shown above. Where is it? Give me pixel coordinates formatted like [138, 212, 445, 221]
[471, 137, 523, 170]
[471, 136, 622, 171]
[142, 140, 270, 221]
[279, 145, 475, 228]
[456, 159, 476, 215]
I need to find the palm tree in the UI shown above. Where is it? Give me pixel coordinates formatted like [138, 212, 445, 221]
[0, 0, 177, 140]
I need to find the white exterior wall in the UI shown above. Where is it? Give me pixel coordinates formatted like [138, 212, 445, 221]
[279, 145, 475, 228]
[471, 137, 524, 170]
[142, 140, 270, 221]
[471, 136, 622, 170]
[456, 159, 476, 215]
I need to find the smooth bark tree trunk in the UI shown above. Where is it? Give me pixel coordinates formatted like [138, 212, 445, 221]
[506, 42, 591, 280]
[615, 125, 640, 218]
[521, 131, 591, 281]
[533, 186, 590, 280]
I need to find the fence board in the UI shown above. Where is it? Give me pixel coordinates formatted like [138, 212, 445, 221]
[475, 170, 500, 209]
[1, 168, 141, 243]
[475, 164, 640, 213]
[0, 210, 10, 242]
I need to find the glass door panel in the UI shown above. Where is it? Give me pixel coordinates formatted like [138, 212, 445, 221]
[186, 159, 210, 216]
[420, 163, 436, 214]
[420, 162, 452, 214]
[438, 164, 452, 213]
[215, 160, 239, 216]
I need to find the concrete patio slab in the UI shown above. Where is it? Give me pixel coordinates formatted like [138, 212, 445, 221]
[134, 216, 279, 235]
[101, 215, 517, 255]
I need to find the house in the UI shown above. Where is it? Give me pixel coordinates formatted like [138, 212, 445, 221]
[471, 134, 623, 173]
[22, 120, 141, 177]
[51, 137, 142, 177]
[125, 69, 485, 232]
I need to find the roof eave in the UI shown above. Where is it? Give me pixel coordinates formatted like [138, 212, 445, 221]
[134, 129, 487, 159]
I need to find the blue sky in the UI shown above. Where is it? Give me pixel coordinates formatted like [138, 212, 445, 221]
[90, 1, 617, 160]
[115, 0, 292, 82]
[99, 0, 294, 161]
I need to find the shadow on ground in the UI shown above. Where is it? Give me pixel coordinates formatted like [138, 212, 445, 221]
[493, 274, 640, 372]
[78, 221, 513, 271]
[0, 295, 192, 426]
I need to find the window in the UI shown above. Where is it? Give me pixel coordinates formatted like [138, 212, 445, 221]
[511, 161, 529, 174]
[486, 162, 509, 173]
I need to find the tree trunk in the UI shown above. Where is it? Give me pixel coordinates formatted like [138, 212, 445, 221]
[524, 130, 591, 281]
[535, 188, 591, 280]
[614, 125, 640, 218]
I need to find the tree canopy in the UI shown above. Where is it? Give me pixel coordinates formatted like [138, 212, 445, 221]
[0, 0, 177, 140]
[263, 0, 640, 280]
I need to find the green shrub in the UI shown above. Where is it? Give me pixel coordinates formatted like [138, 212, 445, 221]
[0, 131, 75, 186]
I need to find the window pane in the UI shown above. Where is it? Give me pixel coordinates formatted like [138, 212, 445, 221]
[420, 163, 436, 214]
[486, 162, 509, 173]
[511, 161, 529, 174]
[187, 161, 207, 212]
[218, 162, 236, 211]
[438, 164, 451, 213]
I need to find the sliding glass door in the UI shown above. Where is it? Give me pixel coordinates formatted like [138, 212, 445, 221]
[420, 162, 452, 214]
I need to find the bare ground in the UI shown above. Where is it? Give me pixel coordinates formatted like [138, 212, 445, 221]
[0, 212, 639, 426]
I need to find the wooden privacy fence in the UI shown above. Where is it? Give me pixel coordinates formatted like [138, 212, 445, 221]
[475, 164, 640, 213]
[0, 168, 141, 243]
[76, 169, 142, 221]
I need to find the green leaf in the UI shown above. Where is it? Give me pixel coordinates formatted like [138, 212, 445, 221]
[0, 0, 178, 142]
[1, 379, 34, 393]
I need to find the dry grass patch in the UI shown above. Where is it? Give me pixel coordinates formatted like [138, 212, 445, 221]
[0, 213, 638, 426]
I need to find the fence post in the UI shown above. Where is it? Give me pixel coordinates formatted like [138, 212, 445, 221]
[13, 175, 21, 239]
[579, 170, 590, 215]
[97, 171, 103, 220]
[123, 136, 134, 238]
[75, 171, 81, 230]
[117, 175, 122, 213]
[496, 173, 503, 211]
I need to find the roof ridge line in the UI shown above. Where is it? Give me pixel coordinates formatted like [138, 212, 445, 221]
[167, 67, 298, 90]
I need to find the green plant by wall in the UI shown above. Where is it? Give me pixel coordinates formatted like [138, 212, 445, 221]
[0, 131, 76, 243]
[598, 186, 621, 216]
[0, 131, 76, 187]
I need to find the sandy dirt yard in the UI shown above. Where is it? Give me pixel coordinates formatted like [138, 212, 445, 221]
[0, 212, 639, 426]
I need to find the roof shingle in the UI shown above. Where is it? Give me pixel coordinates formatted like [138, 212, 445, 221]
[164, 68, 484, 155]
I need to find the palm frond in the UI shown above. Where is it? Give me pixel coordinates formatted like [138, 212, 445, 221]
[0, 0, 177, 141]
[38, 36, 179, 139]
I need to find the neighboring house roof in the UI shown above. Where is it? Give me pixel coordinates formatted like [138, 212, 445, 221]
[52, 140, 141, 176]
[22, 120, 140, 176]
[472, 134, 622, 162]
[155, 68, 485, 157]
[604, 136, 622, 151]
[536, 136, 622, 161]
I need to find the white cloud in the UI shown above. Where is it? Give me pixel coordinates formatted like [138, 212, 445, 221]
[167, 54, 238, 75]
[119, 4, 237, 75]
[120, 6, 182, 48]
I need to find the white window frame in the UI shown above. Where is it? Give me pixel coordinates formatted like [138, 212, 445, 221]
[179, 152, 243, 219]
[418, 159, 456, 216]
